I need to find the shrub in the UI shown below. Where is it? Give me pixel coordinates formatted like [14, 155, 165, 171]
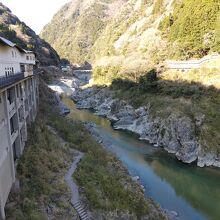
[159, 0, 220, 58]
[139, 69, 158, 92]
[111, 78, 136, 90]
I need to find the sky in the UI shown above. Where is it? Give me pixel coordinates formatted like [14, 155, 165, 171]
[1, 0, 71, 34]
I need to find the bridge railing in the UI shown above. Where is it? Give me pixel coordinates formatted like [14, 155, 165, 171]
[0, 73, 25, 89]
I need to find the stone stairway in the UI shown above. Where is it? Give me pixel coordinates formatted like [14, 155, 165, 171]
[48, 127, 90, 220]
[73, 201, 90, 220]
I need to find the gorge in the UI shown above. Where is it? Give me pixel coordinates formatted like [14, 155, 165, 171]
[49, 76, 220, 220]
[1, 0, 220, 219]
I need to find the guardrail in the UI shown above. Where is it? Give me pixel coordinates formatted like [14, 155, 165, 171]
[166, 54, 220, 70]
[0, 73, 25, 89]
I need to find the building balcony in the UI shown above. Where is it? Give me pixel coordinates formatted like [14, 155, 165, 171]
[0, 73, 24, 89]
[24, 71, 33, 78]
[16, 98, 22, 108]
[8, 102, 16, 118]
[19, 120, 24, 130]
[18, 109, 25, 123]
[11, 130, 18, 145]
[0, 148, 8, 172]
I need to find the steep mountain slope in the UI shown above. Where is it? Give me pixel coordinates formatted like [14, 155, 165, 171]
[160, 0, 220, 59]
[91, 0, 220, 83]
[41, 0, 220, 167]
[40, 0, 127, 64]
[41, 0, 220, 79]
[0, 3, 60, 66]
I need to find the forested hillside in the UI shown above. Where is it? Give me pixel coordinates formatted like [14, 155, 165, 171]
[160, 0, 220, 59]
[0, 3, 60, 66]
[41, 0, 220, 81]
[41, 0, 127, 64]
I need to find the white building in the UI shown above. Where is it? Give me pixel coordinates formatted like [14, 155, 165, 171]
[0, 36, 35, 78]
[0, 36, 39, 220]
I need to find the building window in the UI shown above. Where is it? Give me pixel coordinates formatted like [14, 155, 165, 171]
[12, 51, 14, 58]
[5, 67, 14, 76]
[26, 56, 29, 60]
[20, 64, 25, 73]
[5, 68, 8, 77]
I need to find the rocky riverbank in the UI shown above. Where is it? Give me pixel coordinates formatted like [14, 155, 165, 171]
[47, 80, 172, 220]
[71, 86, 220, 168]
[84, 121, 179, 220]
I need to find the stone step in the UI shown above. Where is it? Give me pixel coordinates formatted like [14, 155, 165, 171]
[73, 202, 90, 220]
[74, 202, 82, 209]
[78, 207, 85, 213]
[74, 203, 82, 209]
[81, 213, 88, 219]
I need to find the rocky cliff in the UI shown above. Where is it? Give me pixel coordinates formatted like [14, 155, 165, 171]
[41, 0, 220, 167]
[0, 3, 60, 66]
[72, 87, 220, 168]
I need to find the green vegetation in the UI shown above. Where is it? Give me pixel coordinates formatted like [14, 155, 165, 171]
[110, 69, 220, 153]
[0, 24, 28, 49]
[39, 77, 158, 218]
[93, 65, 122, 84]
[153, 0, 164, 14]
[6, 76, 165, 219]
[48, 115, 150, 218]
[41, 0, 220, 73]
[41, 0, 119, 64]
[160, 0, 220, 58]
[6, 120, 75, 220]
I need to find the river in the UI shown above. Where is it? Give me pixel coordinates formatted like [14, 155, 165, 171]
[63, 97, 220, 220]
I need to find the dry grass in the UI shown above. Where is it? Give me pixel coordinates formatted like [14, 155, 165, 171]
[161, 68, 220, 89]
[6, 120, 76, 220]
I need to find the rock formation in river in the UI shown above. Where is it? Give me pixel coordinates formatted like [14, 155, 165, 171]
[72, 87, 220, 168]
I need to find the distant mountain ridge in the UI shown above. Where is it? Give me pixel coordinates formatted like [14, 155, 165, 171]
[41, 0, 220, 81]
[0, 3, 60, 66]
[40, 0, 128, 64]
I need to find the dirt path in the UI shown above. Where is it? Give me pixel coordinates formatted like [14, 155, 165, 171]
[47, 126, 90, 220]
[65, 151, 84, 205]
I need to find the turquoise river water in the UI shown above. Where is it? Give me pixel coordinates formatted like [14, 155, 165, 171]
[63, 98, 220, 220]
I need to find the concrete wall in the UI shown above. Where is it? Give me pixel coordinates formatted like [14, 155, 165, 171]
[0, 75, 38, 219]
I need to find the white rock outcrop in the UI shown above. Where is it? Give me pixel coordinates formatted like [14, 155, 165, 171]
[72, 87, 220, 168]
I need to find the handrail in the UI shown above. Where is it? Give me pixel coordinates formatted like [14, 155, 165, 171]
[0, 73, 25, 89]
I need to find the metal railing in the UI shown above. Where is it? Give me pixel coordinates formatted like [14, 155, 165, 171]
[0, 73, 25, 89]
